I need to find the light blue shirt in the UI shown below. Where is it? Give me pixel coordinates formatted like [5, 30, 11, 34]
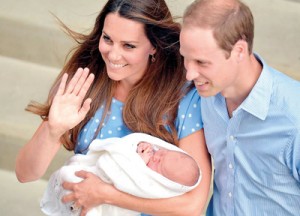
[204, 54, 300, 216]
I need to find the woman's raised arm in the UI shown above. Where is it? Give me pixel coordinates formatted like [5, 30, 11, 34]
[15, 68, 94, 182]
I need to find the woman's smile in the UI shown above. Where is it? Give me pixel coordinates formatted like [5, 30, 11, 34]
[108, 61, 128, 69]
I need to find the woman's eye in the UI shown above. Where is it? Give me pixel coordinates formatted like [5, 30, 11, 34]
[103, 35, 111, 42]
[124, 44, 136, 49]
[197, 60, 207, 66]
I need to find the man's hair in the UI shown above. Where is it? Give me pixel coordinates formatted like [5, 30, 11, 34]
[183, 0, 254, 57]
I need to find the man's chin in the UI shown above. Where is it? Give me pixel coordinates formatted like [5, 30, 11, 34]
[196, 90, 213, 98]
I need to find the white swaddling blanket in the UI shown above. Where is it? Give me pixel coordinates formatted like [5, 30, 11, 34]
[40, 133, 202, 216]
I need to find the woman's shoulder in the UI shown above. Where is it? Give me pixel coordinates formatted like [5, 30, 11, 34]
[176, 83, 203, 139]
[177, 83, 201, 118]
[180, 83, 201, 105]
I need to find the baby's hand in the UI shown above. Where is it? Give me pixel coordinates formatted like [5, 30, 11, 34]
[137, 142, 152, 152]
[137, 142, 154, 164]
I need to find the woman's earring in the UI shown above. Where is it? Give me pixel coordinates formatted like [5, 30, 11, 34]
[151, 54, 156, 63]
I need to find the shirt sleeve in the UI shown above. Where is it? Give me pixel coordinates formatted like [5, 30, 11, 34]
[291, 133, 300, 182]
[176, 86, 203, 139]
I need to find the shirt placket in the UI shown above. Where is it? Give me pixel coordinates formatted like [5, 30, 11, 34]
[226, 113, 240, 215]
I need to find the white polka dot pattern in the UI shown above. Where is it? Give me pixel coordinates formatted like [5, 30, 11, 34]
[75, 87, 202, 154]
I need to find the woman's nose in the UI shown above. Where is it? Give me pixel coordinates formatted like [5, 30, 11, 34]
[108, 45, 122, 62]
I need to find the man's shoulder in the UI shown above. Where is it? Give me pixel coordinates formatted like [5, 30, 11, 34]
[267, 69, 300, 126]
[270, 68, 300, 101]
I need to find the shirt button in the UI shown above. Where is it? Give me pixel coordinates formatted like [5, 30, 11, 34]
[229, 135, 235, 141]
[229, 163, 233, 169]
[228, 192, 232, 198]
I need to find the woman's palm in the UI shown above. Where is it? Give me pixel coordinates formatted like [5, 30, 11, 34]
[48, 68, 94, 137]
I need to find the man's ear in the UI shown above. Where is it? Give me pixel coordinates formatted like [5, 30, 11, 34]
[232, 39, 248, 62]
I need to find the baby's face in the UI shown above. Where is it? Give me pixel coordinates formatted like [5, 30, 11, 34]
[147, 149, 184, 179]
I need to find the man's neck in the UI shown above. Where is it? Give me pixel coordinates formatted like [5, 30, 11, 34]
[225, 54, 263, 118]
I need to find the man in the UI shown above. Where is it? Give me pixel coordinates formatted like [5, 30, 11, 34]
[180, 0, 300, 215]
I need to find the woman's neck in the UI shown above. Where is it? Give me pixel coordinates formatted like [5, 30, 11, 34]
[114, 81, 132, 102]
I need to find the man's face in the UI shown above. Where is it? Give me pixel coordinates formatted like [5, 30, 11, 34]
[180, 26, 239, 98]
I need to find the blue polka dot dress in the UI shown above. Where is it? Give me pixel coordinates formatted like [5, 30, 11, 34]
[75, 86, 203, 154]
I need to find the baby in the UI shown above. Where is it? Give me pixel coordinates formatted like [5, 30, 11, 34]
[40, 133, 201, 216]
[137, 141, 199, 186]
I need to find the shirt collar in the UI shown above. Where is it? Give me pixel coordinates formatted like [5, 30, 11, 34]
[238, 53, 273, 120]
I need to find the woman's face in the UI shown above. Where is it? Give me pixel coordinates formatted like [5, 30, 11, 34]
[99, 13, 156, 86]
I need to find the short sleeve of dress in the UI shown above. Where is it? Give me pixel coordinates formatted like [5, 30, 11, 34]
[175, 86, 203, 139]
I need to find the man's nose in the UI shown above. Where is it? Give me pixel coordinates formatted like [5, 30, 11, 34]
[185, 61, 199, 81]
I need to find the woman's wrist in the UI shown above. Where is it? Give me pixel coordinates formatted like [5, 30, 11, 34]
[99, 182, 118, 205]
[42, 121, 65, 145]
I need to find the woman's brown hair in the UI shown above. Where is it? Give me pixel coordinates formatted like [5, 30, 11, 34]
[27, 0, 190, 150]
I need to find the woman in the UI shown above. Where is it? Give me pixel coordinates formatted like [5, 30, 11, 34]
[15, 0, 211, 215]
